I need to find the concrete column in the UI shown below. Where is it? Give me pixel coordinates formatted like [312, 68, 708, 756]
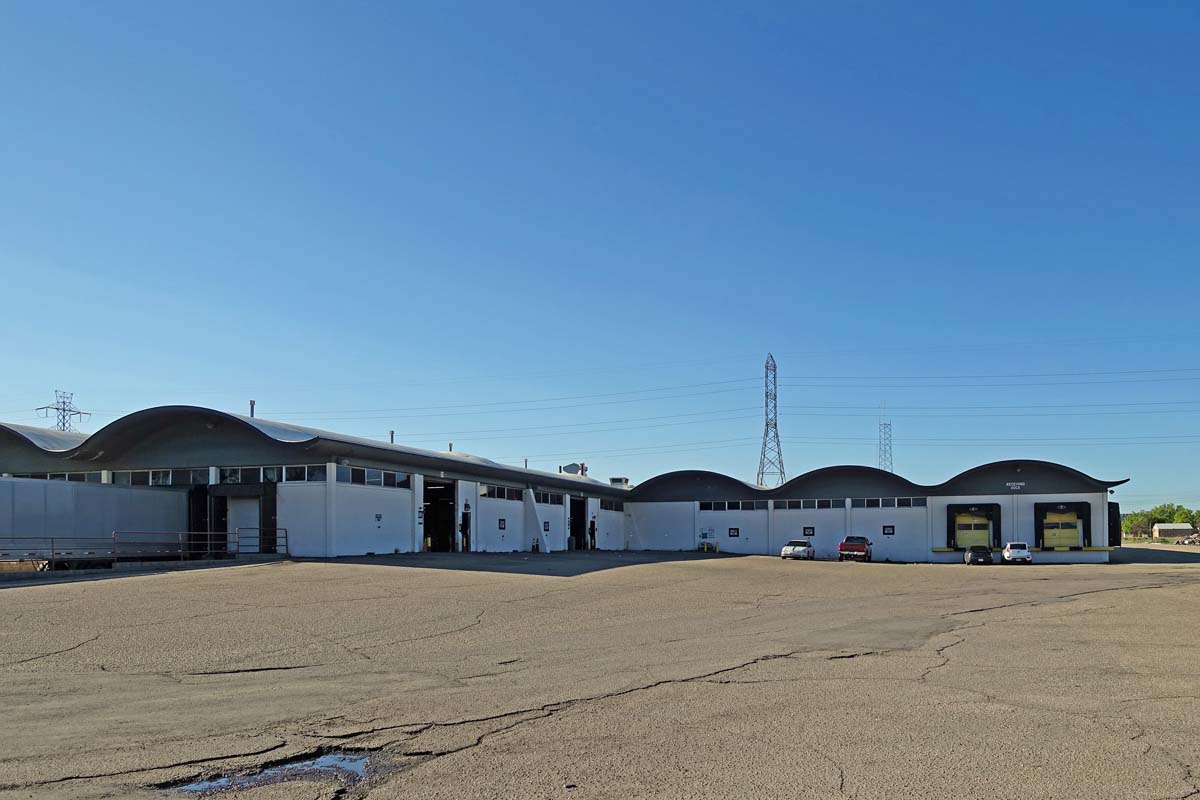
[325, 462, 337, 558]
[100, 470, 111, 484]
[411, 473, 424, 553]
[208, 467, 219, 486]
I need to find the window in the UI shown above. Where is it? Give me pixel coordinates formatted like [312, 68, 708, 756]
[882, 498, 896, 508]
[351, 468, 366, 485]
[754, 500, 768, 510]
[551, 492, 564, 505]
[365, 469, 383, 486]
[866, 498, 881, 508]
[172, 469, 209, 486]
[700, 501, 713, 511]
[600, 499, 625, 512]
[712, 501, 726, 511]
[507, 487, 524, 501]
[897, 497, 912, 508]
[851, 498, 866, 508]
[383, 472, 397, 488]
[242, 467, 262, 483]
[150, 470, 171, 486]
[335, 466, 351, 483]
[285, 466, 307, 482]
[67, 472, 86, 482]
[817, 499, 832, 509]
[262, 467, 281, 483]
[48, 473, 67, 480]
[219, 468, 241, 484]
[85, 472, 103, 483]
[130, 471, 150, 486]
[112, 472, 130, 485]
[911, 497, 927, 507]
[306, 465, 327, 482]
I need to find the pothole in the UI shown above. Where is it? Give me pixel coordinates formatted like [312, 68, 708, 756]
[172, 753, 368, 794]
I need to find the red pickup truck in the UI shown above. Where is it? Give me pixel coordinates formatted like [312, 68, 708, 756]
[837, 535, 873, 562]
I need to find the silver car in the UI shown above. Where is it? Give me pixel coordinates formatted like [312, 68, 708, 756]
[781, 539, 815, 560]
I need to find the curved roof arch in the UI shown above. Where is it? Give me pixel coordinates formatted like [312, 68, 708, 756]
[0, 422, 89, 454]
[927, 459, 1128, 495]
[627, 470, 763, 502]
[773, 465, 927, 499]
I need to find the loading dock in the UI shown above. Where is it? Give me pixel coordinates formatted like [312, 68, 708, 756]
[423, 479, 456, 552]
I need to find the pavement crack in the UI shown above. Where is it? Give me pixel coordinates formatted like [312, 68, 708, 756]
[0, 633, 101, 667]
[0, 740, 288, 790]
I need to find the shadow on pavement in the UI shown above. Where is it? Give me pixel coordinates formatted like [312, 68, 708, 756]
[311, 550, 738, 577]
[1111, 546, 1200, 564]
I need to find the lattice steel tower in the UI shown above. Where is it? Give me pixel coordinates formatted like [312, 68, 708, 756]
[877, 402, 894, 473]
[36, 390, 90, 432]
[756, 353, 786, 486]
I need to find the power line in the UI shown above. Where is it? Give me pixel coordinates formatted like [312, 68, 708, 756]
[35, 391, 89, 432]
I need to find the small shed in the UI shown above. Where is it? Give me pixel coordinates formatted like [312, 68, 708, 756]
[1151, 522, 1194, 539]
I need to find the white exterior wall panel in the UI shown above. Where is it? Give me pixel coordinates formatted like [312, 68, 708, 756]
[0, 477, 186, 540]
[769, 507, 847, 559]
[627, 501, 695, 550]
[277, 481, 328, 557]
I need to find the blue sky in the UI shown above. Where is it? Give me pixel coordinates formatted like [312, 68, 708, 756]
[1, 1, 1198, 509]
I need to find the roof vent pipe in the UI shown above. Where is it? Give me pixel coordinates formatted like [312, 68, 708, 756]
[449, 442, 453, 452]
[249, 400, 255, 418]
[389, 430, 394, 444]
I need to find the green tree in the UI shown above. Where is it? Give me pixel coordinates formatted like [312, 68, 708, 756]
[1173, 507, 1195, 525]
[1122, 511, 1152, 538]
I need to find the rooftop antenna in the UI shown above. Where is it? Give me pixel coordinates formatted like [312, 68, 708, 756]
[877, 401, 894, 473]
[36, 390, 90, 433]
[756, 354, 786, 486]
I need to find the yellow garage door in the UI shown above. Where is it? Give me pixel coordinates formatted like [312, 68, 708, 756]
[1044, 512, 1081, 548]
[956, 514, 990, 549]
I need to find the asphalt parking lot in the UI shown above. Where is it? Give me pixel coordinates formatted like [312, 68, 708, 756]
[2, 550, 1199, 799]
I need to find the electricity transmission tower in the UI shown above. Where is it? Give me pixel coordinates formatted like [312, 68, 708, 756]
[756, 353, 786, 486]
[36, 390, 90, 432]
[877, 402, 894, 473]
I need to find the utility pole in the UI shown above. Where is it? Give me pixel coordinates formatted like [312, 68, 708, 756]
[877, 402, 894, 473]
[756, 353, 786, 486]
[36, 390, 90, 432]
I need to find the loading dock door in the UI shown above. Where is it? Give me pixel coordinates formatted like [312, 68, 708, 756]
[227, 497, 260, 553]
[1043, 512, 1081, 548]
[955, 514, 991, 549]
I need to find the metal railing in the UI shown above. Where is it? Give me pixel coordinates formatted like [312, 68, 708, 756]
[0, 528, 290, 571]
[233, 527, 289, 556]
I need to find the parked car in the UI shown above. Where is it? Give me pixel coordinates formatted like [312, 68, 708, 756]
[1003, 542, 1033, 564]
[964, 545, 994, 565]
[780, 539, 814, 560]
[838, 535, 872, 562]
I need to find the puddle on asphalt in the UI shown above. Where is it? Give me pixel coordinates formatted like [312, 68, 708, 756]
[176, 753, 368, 794]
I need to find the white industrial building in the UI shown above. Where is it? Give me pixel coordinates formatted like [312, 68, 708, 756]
[0, 406, 1124, 563]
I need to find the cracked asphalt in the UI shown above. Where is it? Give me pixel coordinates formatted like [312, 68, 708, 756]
[1, 550, 1199, 799]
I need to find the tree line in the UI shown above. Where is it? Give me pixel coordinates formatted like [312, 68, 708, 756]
[1122, 503, 1198, 538]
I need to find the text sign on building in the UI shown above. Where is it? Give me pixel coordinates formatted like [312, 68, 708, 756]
[498, 518, 506, 530]
[1006, 482, 1026, 491]
[728, 527, 740, 537]
[543, 521, 549, 532]
[882, 525, 895, 536]
[803, 526, 815, 536]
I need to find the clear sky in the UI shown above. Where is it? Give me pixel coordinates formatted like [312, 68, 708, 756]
[2, 1, 1198, 510]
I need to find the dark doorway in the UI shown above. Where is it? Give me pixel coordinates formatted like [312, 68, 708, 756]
[424, 480, 457, 552]
[570, 496, 587, 550]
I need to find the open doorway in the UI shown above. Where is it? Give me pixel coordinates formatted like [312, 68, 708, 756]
[570, 496, 587, 550]
[424, 479, 457, 552]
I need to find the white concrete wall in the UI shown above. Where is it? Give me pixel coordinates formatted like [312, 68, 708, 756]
[0, 477, 186, 540]
[330, 483, 415, 556]
[627, 501, 695, 550]
[535, 500, 568, 551]
[475, 495, 524, 552]
[277, 481, 328, 557]
[769, 506, 847, 559]
[595, 510, 626, 550]
[698, 509, 770, 554]
[846, 506, 930, 562]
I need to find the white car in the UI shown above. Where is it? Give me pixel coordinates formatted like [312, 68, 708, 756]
[781, 539, 815, 560]
[1003, 542, 1033, 564]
